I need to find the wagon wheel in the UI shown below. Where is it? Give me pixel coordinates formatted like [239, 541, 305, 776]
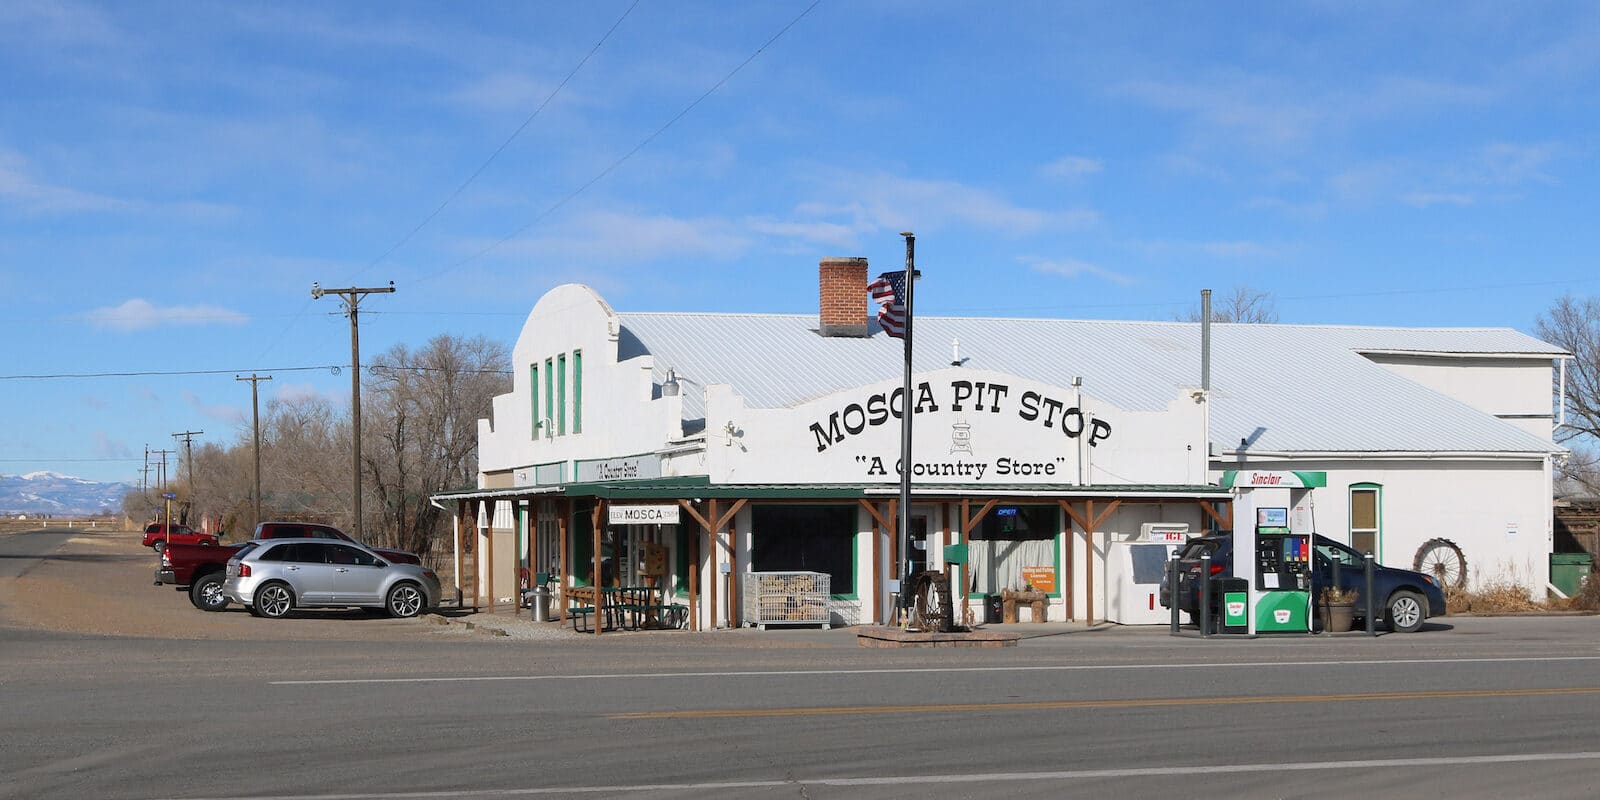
[907, 572, 953, 632]
[1414, 538, 1468, 589]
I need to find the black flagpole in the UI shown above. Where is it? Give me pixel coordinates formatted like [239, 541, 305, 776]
[896, 231, 915, 624]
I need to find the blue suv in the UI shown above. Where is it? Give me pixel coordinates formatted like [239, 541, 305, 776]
[1160, 533, 1448, 632]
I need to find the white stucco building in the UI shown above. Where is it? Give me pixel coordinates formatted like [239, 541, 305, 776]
[436, 257, 1566, 631]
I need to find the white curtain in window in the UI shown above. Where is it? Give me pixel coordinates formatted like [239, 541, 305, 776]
[970, 539, 1054, 594]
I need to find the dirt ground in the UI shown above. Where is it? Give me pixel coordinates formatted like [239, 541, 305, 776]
[0, 528, 480, 642]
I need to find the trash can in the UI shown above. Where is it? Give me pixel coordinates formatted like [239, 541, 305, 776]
[1550, 553, 1593, 598]
[984, 594, 1003, 625]
[530, 585, 552, 622]
[1212, 577, 1249, 634]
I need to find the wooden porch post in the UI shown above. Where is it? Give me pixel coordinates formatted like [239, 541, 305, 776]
[484, 499, 497, 615]
[707, 499, 718, 629]
[453, 499, 464, 609]
[727, 519, 739, 629]
[591, 501, 605, 636]
[689, 520, 700, 631]
[557, 497, 569, 623]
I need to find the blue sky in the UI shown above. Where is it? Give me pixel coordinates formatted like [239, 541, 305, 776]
[3, 1, 1597, 484]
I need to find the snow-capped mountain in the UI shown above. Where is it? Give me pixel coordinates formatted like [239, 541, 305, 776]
[0, 472, 133, 516]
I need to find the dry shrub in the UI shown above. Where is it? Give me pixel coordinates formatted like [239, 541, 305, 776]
[1571, 573, 1600, 612]
[1451, 576, 1549, 613]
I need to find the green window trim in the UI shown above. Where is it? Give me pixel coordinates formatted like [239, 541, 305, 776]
[1349, 482, 1383, 559]
[572, 350, 583, 434]
[965, 504, 1063, 599]
[529, 364, 540, 439]
[544, 357, 554, 436]
[557, 354, 567, 436]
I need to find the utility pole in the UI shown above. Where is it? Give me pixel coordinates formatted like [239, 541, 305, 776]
[151, 448, 175, 539]
[312, 281, 394, 540]
[236, 374, 272, 532]
[172, 430, 202, 528]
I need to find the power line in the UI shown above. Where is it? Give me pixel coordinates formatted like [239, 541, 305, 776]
[409, 0, 824, 285]
[355, 1, 643, 280]
[0, 365, 513, 381]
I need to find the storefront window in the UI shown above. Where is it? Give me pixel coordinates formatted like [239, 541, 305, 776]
[968, 505, 1058, 595]
[750, 505, 855, 596]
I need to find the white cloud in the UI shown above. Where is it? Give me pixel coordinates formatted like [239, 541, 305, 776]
[182, 390, 245, 425]
[92, 431, 132, 460]
[1450, 142, 1560, 186]
[1134, 240, 1286, 259]
[1024, 256, 1136, 286]
[272, 382, 337, 406]
[1403, 192, 1476, 208]
[0, 151, 127, 214]
[803, 171, 1099, 236]
[86, 298, 249, 332]
[1040, 156, 1104, 181]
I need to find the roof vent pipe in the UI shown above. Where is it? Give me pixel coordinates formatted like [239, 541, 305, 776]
[1200, 289, 1212, 392]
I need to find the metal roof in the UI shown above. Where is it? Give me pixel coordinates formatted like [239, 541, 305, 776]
[618, 313, 1564, 456]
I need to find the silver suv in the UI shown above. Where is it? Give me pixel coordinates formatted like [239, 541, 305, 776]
[223, 538, 440, 619]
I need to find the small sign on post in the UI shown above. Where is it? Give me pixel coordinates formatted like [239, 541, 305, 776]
[1021, 566, 1056, 593]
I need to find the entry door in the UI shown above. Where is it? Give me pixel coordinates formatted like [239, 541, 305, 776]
[906, 514, 930, 575]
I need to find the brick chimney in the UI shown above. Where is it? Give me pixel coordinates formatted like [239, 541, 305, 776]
[819, 256, 869, 337]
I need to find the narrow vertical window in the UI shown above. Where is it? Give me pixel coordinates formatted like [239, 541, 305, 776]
[544, 357, 554, 436]
[572, 350, 583, 433]
[1350, 484, 1381, 556]
[529, 364, 540, 439]
[556, 354, 568, 436]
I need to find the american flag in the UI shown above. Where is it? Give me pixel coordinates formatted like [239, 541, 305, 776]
[866, 270, 907, 338]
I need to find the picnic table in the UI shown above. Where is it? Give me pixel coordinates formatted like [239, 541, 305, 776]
[565, 585, 686, 633]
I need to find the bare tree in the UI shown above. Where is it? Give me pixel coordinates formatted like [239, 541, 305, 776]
[1538, 295, 1600, 495]
[363, 334, 510, 558]
[120, 336, 509, 556]
[1182, 286, 1280, 323]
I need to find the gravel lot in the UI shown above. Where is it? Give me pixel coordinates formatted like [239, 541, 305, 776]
[0, 528, 495, 642]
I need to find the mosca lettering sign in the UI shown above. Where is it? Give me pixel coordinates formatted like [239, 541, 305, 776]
[855, 454, 1067, 481]
[608, 504, 680, 525]
[808, 379, 1111, 452]
[576, 455, 663, 482]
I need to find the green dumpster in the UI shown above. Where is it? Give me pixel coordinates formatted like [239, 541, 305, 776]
[1550, 553, 1593, 597]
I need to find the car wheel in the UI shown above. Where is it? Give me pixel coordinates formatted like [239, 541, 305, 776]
[188, 572, 229, 612]
[254, 581, 295, 619]
[1386, 591, 1426, 633]
[152, 541, 167, 556]
[386, 582, 426, 618]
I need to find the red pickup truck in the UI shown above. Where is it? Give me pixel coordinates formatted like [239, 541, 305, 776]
[155, 521, 421, 611]
[141, 522, 219, 553]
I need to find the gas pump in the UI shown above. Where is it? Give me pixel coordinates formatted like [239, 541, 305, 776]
[1223, 470, 1326, 635]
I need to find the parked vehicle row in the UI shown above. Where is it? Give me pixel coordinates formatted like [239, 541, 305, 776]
[153, 521, 435, 619]
[141, 522, 218, 553]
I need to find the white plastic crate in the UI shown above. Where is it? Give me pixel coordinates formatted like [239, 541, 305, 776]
[742, 571, 831, 629]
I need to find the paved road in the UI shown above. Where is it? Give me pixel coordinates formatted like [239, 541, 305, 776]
[5, 617, 1600, 799]
[0, 529, 74, 581]
[4, 531, 1600, 799]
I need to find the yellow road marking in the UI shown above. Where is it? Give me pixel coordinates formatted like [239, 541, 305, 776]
[607, 686, 1600, 720]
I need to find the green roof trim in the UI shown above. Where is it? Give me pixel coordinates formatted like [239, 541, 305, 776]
[432, 478, 1229, 503]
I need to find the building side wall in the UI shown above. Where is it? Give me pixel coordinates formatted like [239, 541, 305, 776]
[1214, 457, 1553, 591]
[1364, 355, 1555, 441]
